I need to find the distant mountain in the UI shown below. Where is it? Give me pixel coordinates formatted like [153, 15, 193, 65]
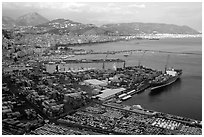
[2, 16, 15, 25]
[2, 12, 199, 35]
[16, 12, 49, 26]
[67, 26, 114, 36]
[36, 18, 87, 30]
[101, 22, 199, 35]
[2, 16, 16, 28]
[36, 18, 113, 35]
[82, 27, 114, 35]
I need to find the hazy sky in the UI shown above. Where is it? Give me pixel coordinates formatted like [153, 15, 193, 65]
[2, 2, 202, 31]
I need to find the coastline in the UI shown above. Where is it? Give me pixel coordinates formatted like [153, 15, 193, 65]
[58, 34, 202, 48]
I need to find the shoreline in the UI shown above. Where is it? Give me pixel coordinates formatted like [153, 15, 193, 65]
[57, 36, 202, 48]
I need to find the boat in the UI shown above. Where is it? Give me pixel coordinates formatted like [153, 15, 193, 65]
[124, 53, 130, 57]
[124, 52, 132, 57]
[136, 83, 150, 93]
[150, 68, 182, 90]
[149, 38, 160, 40]
[150, 55, 182, 91]
[132, 104, 143, 110]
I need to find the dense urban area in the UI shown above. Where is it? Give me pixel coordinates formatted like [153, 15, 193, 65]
[2, 12, 202, 135]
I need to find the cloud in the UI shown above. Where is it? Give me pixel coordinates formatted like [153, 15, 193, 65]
[2, 2, 20, 9]
[128, 4, 146, 8]
[89, 5, 121, 13]
[107, 3, 116, 7]
[60, 3, 87, 9]
[3, 2, 87, 10]
[2, 2, 87, 13]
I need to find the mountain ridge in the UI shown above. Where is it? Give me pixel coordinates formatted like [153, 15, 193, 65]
[15, 12, 49, 26]
[101, 22, 199, 34]
[2, 16, 16, 29]
[2, 12, 199, 34]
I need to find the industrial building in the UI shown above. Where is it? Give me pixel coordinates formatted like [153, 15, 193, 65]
[84, 79, 108, 89]
[96, 88, 126, 101]
[45, 59, 125, 73]
[45, 62, 56, 73]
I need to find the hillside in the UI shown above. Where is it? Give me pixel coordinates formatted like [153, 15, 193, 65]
[101, 22, 199, 35]
[36, 19, 113, 35]
[15, 12, 49, 26]
[2, 16, 16, 29]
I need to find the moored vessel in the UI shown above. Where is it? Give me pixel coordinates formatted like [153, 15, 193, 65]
[150, 68, 182, 90]
[150, 55, 182, 91]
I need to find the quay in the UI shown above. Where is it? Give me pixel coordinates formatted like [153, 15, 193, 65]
[43, 58, 125, 64]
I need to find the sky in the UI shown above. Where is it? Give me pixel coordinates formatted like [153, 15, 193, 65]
[2, 2, 202, 31]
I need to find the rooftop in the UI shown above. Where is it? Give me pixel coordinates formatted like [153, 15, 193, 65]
[96, 88, 126, 99]
[84, 79, 107, 86]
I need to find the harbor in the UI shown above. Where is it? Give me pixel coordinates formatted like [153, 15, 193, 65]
[2, 52, 202, 135]
[2, 1, 202, 135]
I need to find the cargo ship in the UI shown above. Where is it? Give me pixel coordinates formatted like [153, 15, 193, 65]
[150, 68, 182, 91]
[149, 54, 182, 91]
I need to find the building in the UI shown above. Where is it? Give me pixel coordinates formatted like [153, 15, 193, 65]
[96, 88, 126, 101]
[84, 79, 108, 89]
[3, 64, 33, 73]
[45, 62, 57, 73]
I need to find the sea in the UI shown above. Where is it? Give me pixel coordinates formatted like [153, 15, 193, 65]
[71, 37, 202, 120]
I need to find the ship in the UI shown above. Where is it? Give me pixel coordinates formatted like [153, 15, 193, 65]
[149, 38, 160, 40]
[150, 68, 182, 90]
[149, 54, 182, 91]
[124, 53, 131, 57]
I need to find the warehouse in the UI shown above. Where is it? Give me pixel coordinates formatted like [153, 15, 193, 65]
[96, 88, 126, 101]
[84, 79, 107, 88]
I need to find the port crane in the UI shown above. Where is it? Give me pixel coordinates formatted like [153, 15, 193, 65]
[102, 54, 107, 69]
[138, 50, 146, 67]
[123, 51, 132, 68]
[102, 53, 110, 69]
[164, 54, 170, 73]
